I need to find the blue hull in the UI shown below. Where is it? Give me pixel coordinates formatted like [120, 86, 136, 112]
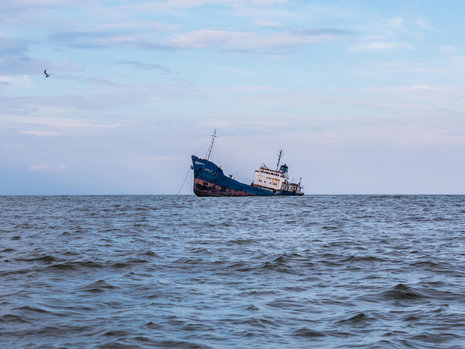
[191, 156, 303, 197]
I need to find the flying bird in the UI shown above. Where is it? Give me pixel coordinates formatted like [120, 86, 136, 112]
[44, 69, 52, 78]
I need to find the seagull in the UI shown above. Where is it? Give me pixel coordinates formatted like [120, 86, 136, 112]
[44, 69, 52, 78]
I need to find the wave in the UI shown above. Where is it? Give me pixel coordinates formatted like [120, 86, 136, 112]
[382, 284, 425, 300]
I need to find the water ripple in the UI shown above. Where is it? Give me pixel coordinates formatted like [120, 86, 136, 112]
[1, 195, 465, 348]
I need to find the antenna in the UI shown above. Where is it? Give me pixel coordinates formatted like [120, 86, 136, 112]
[276, 149, 283, 171]
[206, 129, 217, 160]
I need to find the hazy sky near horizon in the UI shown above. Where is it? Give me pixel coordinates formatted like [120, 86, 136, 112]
[1, 0, 465, 194]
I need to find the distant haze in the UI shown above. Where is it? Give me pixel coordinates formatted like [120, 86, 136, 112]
[1, 0, 464, 194]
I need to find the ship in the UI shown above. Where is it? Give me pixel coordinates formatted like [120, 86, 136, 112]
[191, 130, 304, 197]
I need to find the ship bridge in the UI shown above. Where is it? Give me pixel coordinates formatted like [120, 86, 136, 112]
[253, 166, 288, 191]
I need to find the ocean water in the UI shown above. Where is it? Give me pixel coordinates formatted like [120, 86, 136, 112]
[1, 195, 465, 348]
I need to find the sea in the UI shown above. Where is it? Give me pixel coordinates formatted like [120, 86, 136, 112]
[1, 195, 464, 348]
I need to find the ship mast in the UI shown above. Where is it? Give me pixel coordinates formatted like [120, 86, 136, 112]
[206, 129, 217, 160]
[276, 149, 283, 171]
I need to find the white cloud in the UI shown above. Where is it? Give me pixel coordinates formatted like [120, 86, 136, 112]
[255, 20, 281, 28]
[332, 84, 465, 104]
[162, 29, 348, 51]
[27, 163, 68, 171]
[414, 17, 433, 30]
[18, 130, 61, 136]
[132, 0, 287, 10]
[439, 45, 456, 53]
[0, 75, 32, 86]
[350, 41, 410, 52]
[99, 21, 180, 32]
[370, 61, 440, 74]
[163, 30, 250, 49]
[18, 116, 122, 129]
[143, 156, 184, 161]
[29, 164, 49, 171]
[385, 17, 403, 29]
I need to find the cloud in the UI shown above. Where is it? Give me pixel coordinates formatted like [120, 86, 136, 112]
[369, 61, 441, 74]
[44, 68, 120, 87]
[27, 163, 68, 171]
[29, 164, 49, 171]
[128, 0, 287, 11]
[162, 30, 249, 49]
[19, 130, 62, 136]
[385, 17, 403, 29]
[439, 45, 456, 53]
[0, 36, 29, 55]
[83, 76, 121, 87]
[99, 21, 180, 32]
[414, 17, 433, 30]
[116, 60, 175, 76]
[0, 1, 95, 25]
[0, 55, 46, 76]
[14, 115, 122, 129]
[0, 75, 33, 86]
[350, 41, 410, 52]
[143, 156, 184, 161]
[162, 28, 352, 52]
[49, 24, 351, 53]
[255, 20, 281, 28]
[49, 30, 174, 51]
[49, 31, 115, 49]
[0, 87, 162, 115]
[0, 36, 46, 76]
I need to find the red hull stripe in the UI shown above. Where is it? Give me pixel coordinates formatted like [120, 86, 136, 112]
[194, 178, 256, 197]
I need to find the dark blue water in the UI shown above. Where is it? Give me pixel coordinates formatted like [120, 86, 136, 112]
[1, 195, 465, 348]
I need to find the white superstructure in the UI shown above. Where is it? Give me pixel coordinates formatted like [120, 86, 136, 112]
[251, 150, 303, 194]
[253, 166, 287, 191]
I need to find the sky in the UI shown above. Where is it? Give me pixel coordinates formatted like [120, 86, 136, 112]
[1, 0, 465, 195]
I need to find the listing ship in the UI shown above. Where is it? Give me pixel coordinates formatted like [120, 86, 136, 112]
[191, 131, 304, 197]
